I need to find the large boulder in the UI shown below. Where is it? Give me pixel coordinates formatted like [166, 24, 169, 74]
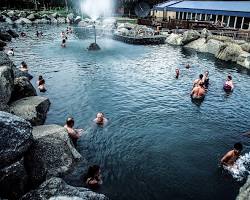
[6, 29, 19, 38]
[11, 76, 37, 102]
[0, 158, 28, 199]
[166, 33, 183, 46]
[20, 177, 108, 200]
[33, 18, 50, 24]
[26, 13, 35, 21]
[7, 10, 15, 18]
[66, 13, 74, 24]
[15, 17, 32, 24]
[237, 51, 250, 69]
[205, 39, 225, 55]
[24, 125, 81, 187]
[0, 31, 12, 41]
[9, 96, 51, 126]
[0, 51, 15, 68]
[5, 17, 14, 25]
[216, 43, 243, 62]
[51, 12, 58, 18]
[182, 30, 200, 45]
[236, 176, 250, 200]
[74, 16, 82, 24]
[0, 65, 14, 105]
[200, 28, 212, 38]
[184, 38, 206, 51]
[241, 43, 250, 53]
[0, 111, 33, 168]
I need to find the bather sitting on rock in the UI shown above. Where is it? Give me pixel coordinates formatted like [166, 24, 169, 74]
[64, 117, 83, 147]
[7, 48, 14, 56]
[223, 75, 234, 92]
[202, 71, 210, 89]
[175, 68, 180, 79]
[84, 165, 103, 190]
[190, 82, 206, 100]
[221, 143, 243, 166]
[37, 75, 47, 93]
[193, 74, 204, 88]
[94, 112, 108, 126]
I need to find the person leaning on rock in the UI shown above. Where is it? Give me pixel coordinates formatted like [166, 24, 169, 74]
[64, 117, 83, 147]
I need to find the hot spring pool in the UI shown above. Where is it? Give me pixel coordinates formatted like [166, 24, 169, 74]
[11, 25, 250, 200]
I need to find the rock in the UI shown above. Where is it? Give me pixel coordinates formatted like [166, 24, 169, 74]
[241, 43, 250, 53]
[0, 158, 28, 199]
[0, 111, 33, 168]
[7, 10, 15, 17]
[19, 11, 27, 18]
[236, 176, 250, 200]
[15, 17, 32, 24]
[7, 29, 19, 38]
[0, 15, 6, 22]
[201, 28, 212, 38]
[10, 96, 50, 126]
[24, 124, 82, 187]
[11, 76, 37, 102]
[5, 17, 14, 25]
[166, 33, 183, 46]
[51, 12, 58, 18]
[0, 39, 6, 48]
[74, 16, 82, 24]
[20, 177, 108, 200]
[66, 13, 74, 24]
[216, 43, 243, 62]
[0, 103, 10, 112]
[57, 17, 66, 23]
[184, 38, 206, 51]
[33, 18, 50, 24]
[13, 67, 33, 79]
[0, 65, 14, 104]
[0, 31, 12, 41]
[26, 13, 35, 21]
[50, 17, 58, 24]
[182, 30, 200, 45]
[0, 51, 15, 68]
[237, 51, 250, 69]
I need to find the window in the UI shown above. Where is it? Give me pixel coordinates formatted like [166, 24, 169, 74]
[229, 16, 235, 27]
[242, 17, 250, 29]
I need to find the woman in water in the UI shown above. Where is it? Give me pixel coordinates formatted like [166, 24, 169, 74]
[85, 165, 103, 189]
[20, 61, 28, 72]
[223, 75, 234, 92]
[37, 76, 47, 92]
[94, 112, 108, 126]
[175, 68, 180, 79]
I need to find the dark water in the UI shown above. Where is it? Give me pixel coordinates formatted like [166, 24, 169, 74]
[10, 25, 250, 200]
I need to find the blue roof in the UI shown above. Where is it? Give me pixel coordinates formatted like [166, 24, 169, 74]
[154, 1, 250, 17]
[153, 1, 182, 9]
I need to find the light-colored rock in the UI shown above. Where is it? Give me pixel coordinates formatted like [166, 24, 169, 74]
[0, 65, 14, 104]
[74, 16, 81, 24]
[205, 39, 225, 55]
[5, 17, 14, 25]
[33, 18, 50, 24]
[24, 125, 81, 187]
[0, 111, 33, 168]
[241, 43, 250, 53]
[237, 51, 250, 69]
[236, 176, 250, 200]
[166, 33, 183, 46]
[26, 13, 35, 20]
[7, 11, 15, 17]
[50, 17, 58, 24]
[201, 28, 212, 38]
[184, 38, 206, 51]
[216, 43, 243, 62]
[0, 51, 15, 68]
[15, 17, 32, 24]
[10, 96, 50, 126]
[20, 177, 108, 200]
[57, 17, 66, 23]
[182, 30, 200, 45]
[51, 12, 58, 18]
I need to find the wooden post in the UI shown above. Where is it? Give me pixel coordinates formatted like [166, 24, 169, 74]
[234, 16, 237, 29]
[241, 17, 244, 29]
[227, 16, 230, 27]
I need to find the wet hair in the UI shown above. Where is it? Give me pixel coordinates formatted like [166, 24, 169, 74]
[10, 48, 14, 51]
[234, 143, 243, 152]
[66, 117, 74, 127]
[21, 61, 27, 68]
[228, 75, 232, 80]
[38, 75, 43, 80]
[86, 165, 100, 179]
[199, 74, 203, 79]
[38, 79, 45, 86]
[62, 39, 66, 43]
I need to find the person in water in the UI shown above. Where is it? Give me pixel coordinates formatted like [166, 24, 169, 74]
[64, 117, 82, 147]
[20, 61, 28, 72]
[7, 48, 14, 56]
[175, 68, 180, 79]
[193, 74, 204, 88]
[37, 75, 46, 92]
[85, 165, 103, 189]
[224, 75, 234, 92]
[94, 112, 108, 125]
[20, 32, 26, 37]
[185, 64, 191, 69]
[61, 38, 66, 48]
[221, 143, 243, 166]
[202, 71, 209, 89]
[190, 82, 206, 100]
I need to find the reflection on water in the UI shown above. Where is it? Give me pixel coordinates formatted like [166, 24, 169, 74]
[10, 25, 250, 200]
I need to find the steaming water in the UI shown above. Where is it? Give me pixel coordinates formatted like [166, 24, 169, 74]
[10, 25, 250, 200]
[81, 0, 114, 21]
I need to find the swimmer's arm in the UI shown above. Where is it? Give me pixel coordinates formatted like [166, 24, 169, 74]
[67, 128, 80, 139]
[190, 88, 195, 96]
[221, 152, 233, 166]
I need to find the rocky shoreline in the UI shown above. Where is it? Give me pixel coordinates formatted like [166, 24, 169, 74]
[165, 29, 250, 69]
[0, 28, 107, 200]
